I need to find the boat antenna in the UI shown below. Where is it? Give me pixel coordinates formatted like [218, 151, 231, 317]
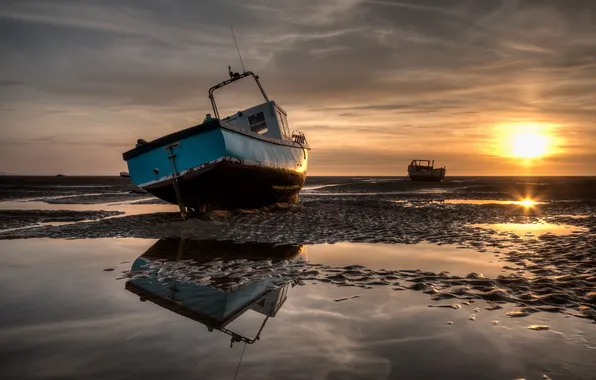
[230, 25, 246, 73]
[233, 342, 247, 380]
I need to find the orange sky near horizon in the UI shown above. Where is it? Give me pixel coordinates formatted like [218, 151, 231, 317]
[1, 0, 595, 176]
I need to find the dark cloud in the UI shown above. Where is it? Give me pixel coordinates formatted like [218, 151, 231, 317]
[0, 136, 131, 149]
[0, 80, 28, 87]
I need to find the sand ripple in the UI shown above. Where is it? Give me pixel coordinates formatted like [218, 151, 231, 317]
[122, 244, 596, 322]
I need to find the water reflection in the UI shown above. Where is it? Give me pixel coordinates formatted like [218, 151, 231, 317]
[125, 239, 306, 347]
[1, 238, 595, 379]
[0, 199, 176, 214]
[392, 199, 547, 206]
[472, 222, 587, 236]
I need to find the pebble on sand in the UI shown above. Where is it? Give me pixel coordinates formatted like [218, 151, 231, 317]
[527, 325, 550, 331]
[506, 309, 530, 318]
[428, 304, 461, 310]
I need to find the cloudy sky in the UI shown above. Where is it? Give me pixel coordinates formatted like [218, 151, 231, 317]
[1, 0, 595, 175]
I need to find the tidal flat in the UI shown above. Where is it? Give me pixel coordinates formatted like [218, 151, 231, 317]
[0, 175, 595, 379]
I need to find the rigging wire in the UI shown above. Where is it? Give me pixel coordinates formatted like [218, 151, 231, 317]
[233, 341, 247, 380]
[230, 25, 246, 73]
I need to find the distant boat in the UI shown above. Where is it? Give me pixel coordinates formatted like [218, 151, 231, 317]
[408, 160, 446, 182]
[55, 174, 66, 177]
[122, 67, 309, 214]
[119, 171, 130, 178]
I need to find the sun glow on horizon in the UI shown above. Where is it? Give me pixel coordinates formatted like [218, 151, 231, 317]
[495, 122, 559, 161]
[512, 132, 548, 158]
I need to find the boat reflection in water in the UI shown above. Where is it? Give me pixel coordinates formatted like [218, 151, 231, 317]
[125, 238, 306, 346]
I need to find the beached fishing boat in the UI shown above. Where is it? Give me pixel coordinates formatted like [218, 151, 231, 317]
[407, 160, 446, 182]
[122, 67, 309, 214]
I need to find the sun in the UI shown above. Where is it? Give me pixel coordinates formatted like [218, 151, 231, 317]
[512, 132, 548, 158]
[495, 123, 557, 160]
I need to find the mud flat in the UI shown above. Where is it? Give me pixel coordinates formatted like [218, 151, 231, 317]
[1, 199, 594, 323]
[312, 176, 596, 201]
[0, 175, 139, 201]
[1, 175, 595, 379]
[0, 209, 123, 231]
[38, 193, 149, 205]
[1, 176, 595, 323]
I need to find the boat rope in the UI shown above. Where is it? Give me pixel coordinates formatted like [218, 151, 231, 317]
[292, 131, 307, 159]
[293, 140, 306, 159]
[234, 341, 247, 380]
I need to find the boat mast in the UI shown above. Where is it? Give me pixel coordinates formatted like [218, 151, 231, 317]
[207, 27, 270, 119]
[208, 71, 270, 119]
[230, 25, 246, 74]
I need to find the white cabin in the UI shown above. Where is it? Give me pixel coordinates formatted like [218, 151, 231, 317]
[222, 101, 292, 141]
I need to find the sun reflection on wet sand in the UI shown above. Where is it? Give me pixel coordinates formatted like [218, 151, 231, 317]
[472, 222, 587, 236]
[0, 199, 176, 214]
[391, 199, 546, 206]
[517, 198, 537, 208]
[306, 242, 510, 277]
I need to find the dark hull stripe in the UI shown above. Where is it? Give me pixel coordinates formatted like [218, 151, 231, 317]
[144, 161, 306, 210]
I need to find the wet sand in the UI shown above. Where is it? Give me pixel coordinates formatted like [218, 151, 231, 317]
[0, 175, 595, 379]
[0, 209, 123, 230]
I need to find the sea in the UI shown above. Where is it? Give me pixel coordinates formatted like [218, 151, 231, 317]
[0, 175, 595, 380]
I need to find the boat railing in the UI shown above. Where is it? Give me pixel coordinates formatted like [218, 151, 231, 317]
[292, 131, 307, 144]
[208, 68, 270, 119]
[290, 131, 308, 158]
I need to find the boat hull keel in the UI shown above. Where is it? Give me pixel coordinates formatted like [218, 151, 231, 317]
[144, 161, 305, 211]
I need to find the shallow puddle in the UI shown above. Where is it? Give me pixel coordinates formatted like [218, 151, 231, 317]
[0, 198, 177, 234]
[445, 199, 546, 206]
[0, 199, 176, 215]
[0, 220, 88, 234]
[0, 238, 594, 380]
[306, 242, 509, 277]
[302, 191, 428, 196]
[472, 222, 588, 236]
[551, 214, 590, 219]
[392, 199, 547, 206]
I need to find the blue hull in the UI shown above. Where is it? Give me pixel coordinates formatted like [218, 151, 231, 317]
[123, 120, 308, 210]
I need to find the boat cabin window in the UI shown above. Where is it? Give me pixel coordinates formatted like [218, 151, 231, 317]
[248, 112, 268, 134]
[276, 109, 290, 139]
